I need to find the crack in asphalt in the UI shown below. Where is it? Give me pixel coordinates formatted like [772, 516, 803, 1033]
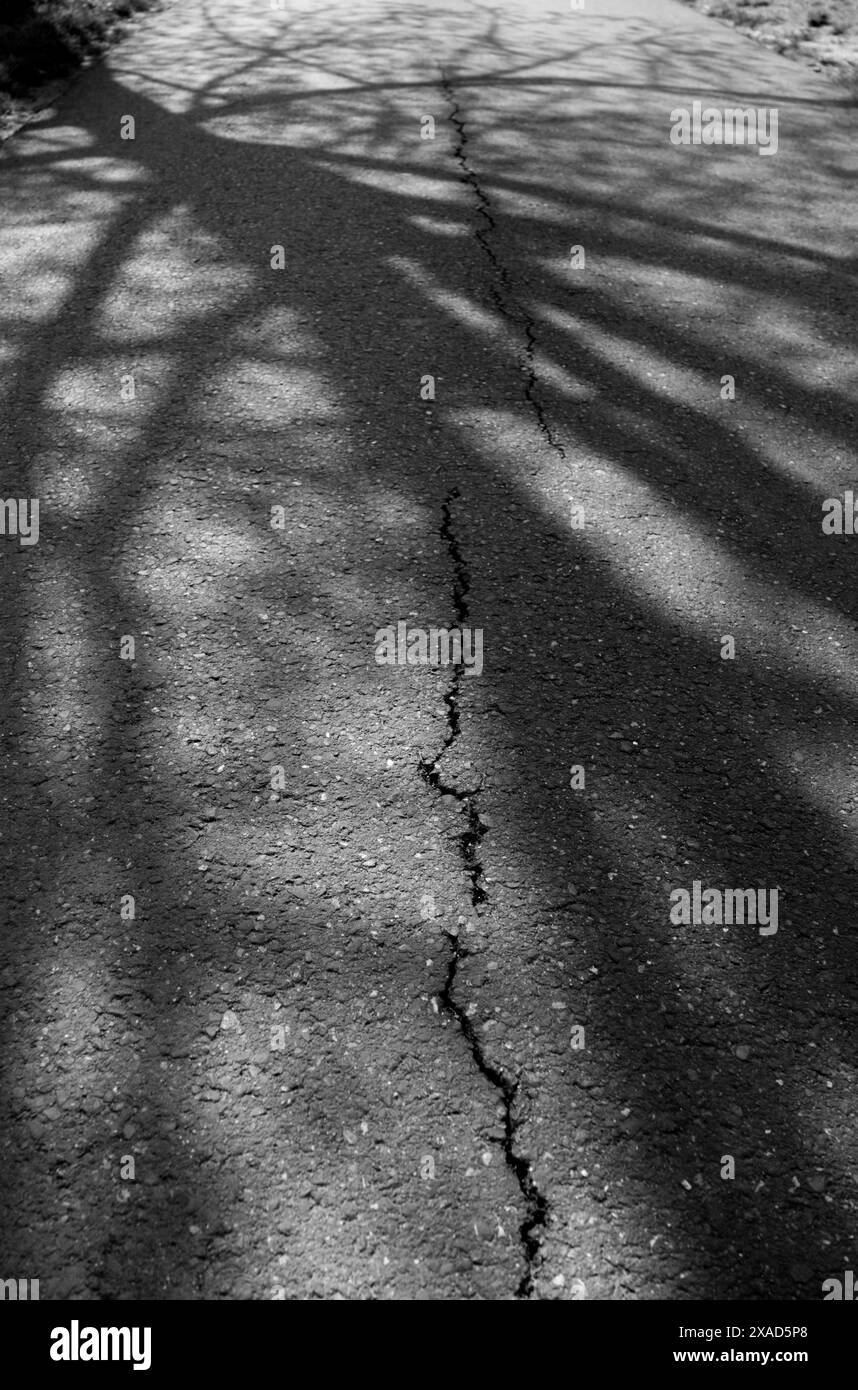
[420, 488, 487, 909]
[428, 728, 488, 906]
[419, 488, 549, 1299]
[439, 945, 550, 1301]
[440, 70, 566, 461]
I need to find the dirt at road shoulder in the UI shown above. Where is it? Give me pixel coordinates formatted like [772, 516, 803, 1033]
[678, 0, 858, 83]
[0, 0, 163, 140]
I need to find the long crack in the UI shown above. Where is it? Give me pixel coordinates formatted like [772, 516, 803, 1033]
[439, 943, 549, 1300]
[419, 489, 487, 909]
[419, 488, 548, 1299]
[440, 69, 565, 461]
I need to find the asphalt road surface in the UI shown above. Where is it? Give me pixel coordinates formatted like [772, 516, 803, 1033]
[1, 0, 857, 1301]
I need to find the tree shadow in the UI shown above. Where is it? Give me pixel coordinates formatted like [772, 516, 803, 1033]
[0, 0, 856, 1298]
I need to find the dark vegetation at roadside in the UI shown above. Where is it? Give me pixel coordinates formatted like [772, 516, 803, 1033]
[1, 0, 161, 103]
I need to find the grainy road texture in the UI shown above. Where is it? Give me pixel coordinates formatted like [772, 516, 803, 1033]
[1, 0, 857, 1301]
